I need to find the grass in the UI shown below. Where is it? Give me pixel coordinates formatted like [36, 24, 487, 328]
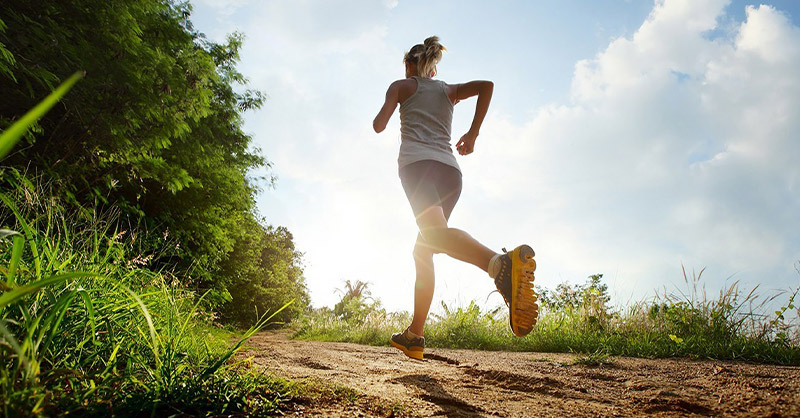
[0, 174, 295, 416]
[293, 270, 800, 365]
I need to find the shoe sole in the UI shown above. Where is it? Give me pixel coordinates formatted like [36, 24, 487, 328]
[390, 339, 424, 360]
[510, 244, 538, 337]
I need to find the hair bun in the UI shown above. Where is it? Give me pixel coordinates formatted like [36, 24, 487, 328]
[423, 36, 445, 55]
[411, 36, 444, 78]
[404, 36, 446, 78]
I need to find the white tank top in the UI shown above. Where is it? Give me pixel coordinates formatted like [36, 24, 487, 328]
[398, 76, 460, 172]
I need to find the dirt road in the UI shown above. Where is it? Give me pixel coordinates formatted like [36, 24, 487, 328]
[246, 331, 800, 417]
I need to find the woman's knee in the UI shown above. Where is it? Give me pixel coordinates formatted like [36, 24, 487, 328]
[419, 226, 451, 250]
[413, 240, 435, 261]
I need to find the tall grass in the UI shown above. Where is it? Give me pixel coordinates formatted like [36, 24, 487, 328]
[293, 271, 800, 365]
[0, 173, 293, 416]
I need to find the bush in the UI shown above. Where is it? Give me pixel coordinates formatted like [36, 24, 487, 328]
[0, 176, 293, 416]
[294, 271, 800, 365]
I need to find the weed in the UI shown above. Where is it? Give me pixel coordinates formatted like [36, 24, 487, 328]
[295, 270, 800, 365]
[0, 178, 293, 415]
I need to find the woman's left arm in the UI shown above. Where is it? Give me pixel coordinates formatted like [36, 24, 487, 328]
[373, 81, 400, 133]
[451, 80, 494, 155]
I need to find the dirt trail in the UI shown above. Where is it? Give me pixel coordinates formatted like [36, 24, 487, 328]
[246, 331, 800, 417]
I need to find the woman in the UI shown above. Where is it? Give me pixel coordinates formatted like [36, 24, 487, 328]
[373, 36, 538, 360]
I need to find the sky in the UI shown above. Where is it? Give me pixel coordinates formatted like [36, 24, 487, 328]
[188, 0, 800, 315]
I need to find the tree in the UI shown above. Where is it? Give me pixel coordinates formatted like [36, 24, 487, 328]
[0, 0, 308, 318]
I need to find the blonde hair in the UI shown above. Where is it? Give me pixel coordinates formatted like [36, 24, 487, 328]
[403, 36, 446, 78]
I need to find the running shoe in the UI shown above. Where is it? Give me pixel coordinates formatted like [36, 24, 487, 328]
[390, 328, 425, 360]
[494, 245, 539, 337]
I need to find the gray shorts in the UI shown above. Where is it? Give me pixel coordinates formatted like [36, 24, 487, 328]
[399, 160, 462, 221]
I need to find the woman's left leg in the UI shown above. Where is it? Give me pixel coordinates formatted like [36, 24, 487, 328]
[401, 160, 495, 336]
[409, 234, 434, 336]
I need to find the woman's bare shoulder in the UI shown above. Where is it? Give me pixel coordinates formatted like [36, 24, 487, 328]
[391, 78, 418, 104]
[391, 78, 417, 89]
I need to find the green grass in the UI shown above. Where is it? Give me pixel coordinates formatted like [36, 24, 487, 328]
[293, 271, 800, 365]
[0, 176, 295, 416]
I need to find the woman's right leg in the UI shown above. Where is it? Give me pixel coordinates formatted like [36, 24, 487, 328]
[401, 160, 497, 273]
[415, 206, 495, 272]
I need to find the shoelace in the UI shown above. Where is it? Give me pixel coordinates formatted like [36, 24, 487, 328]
[486, 248, 512, 305]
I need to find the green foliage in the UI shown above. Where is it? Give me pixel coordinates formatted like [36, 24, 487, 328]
[0, 71, 83, 160]
[538, 273, 610, 311]
[538, 273, 613, 332]
[293, 280, 398, 346]
[220, 221, 309, 327]
[762, 276, 800, 346]
[425, 301, 504, 349]
[0, 179, 294, 416]
[295, 272, 800, 365]
[0, 1, 308, 413]
[333, 280, 380, 323]
[0, 17, 16, 82]
[0, 0, 308, 318]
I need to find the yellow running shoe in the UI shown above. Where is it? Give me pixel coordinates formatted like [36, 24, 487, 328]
[494, 245, 539, 337]
[390, 328, 425, 360]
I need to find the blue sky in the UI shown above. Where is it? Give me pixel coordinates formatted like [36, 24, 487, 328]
[189, 0, 800, 314]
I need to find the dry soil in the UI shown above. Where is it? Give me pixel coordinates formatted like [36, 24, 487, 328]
[245, 331, 800, 417]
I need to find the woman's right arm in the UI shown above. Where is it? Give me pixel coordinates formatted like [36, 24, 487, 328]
[450, 80, 494, 155]
[373, 81, 401, 133]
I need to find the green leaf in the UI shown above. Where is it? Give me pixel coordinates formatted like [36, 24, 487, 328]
[0, 229, 20, 239]
[198, 299, 294, 380]
[0, 272, 102, 310]
[76, 289, 97, 342]
[0, 71, 84, 160]
[7, 235, 24, 285]
[0, 192, 40, 280]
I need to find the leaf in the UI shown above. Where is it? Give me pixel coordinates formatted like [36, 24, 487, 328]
[0, 192, 40, 280]
[7, 235, 24, 285]
[0, 229, 20, 239]
[0, 272, 102, 310]
[0, 71, 84, 160]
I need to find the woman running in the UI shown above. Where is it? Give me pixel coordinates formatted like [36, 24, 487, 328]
[373, 36, 539, 360]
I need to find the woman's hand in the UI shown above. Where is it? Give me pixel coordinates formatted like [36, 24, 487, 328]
[449, 80, 493, 155]
[456, 130, 478, 155]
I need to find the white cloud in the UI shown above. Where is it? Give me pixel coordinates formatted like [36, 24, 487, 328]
[467, 1, 800, 301]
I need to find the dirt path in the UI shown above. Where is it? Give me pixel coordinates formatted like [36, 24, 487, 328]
[246, 331, 800, 417]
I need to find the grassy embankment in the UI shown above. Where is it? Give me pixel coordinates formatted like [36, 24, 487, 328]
[0, 72, 302, 416]
[0, 174, 301, 416]
[294, 272, 800, 365]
